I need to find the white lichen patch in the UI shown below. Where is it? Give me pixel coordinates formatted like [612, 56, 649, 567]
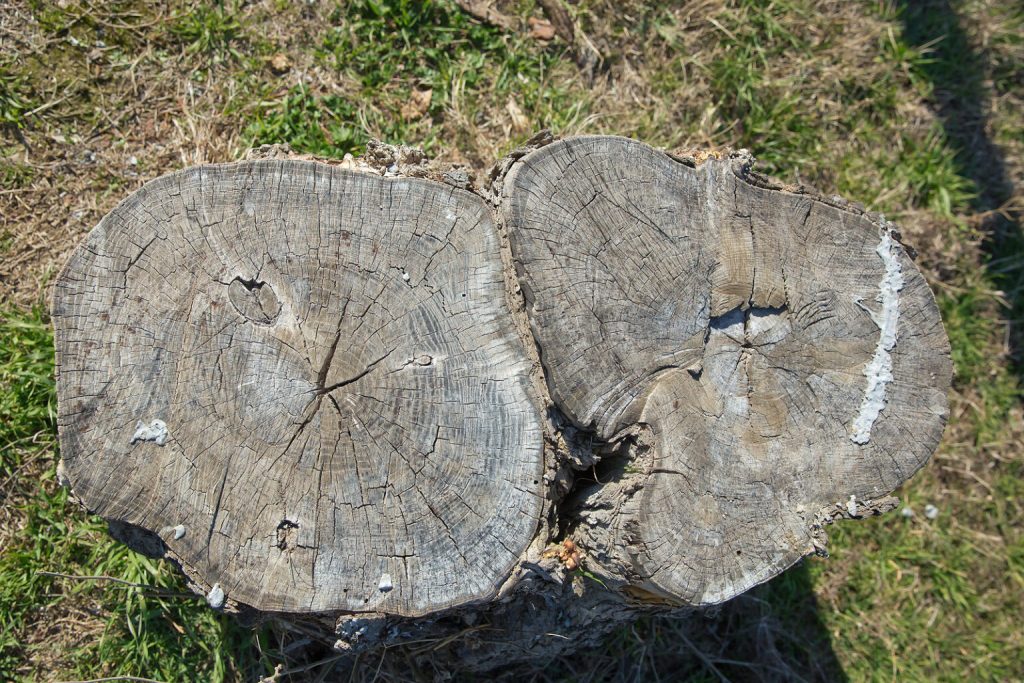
[851, 226, 905, 444]
[131, 419, 169, 446]
[206, 583, 225, 609]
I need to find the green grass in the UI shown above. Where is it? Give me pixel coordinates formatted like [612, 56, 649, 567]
[1, 0, 1022, 679]
[246, 0, 580, 157]
[0, 309, 270, 681]
[246, 84, 367, 158]
[0, 161, 34, 191]
[171, 2, 243, 61]
[705, 0, 818, 170]
[0, 307, 53, 484]
[0, 61, 33, 131]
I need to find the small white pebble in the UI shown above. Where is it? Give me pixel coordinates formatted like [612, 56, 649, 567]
[924, 504, 939, 520]
[401, 272, 410, 282]
[172, 525, 186, 540]
[901, 507, 914, 518]
[207, 583, 225, 609]
[846, 495, 858, 517]
[378, 573, 393, 593]
[128, 155, 138, 166]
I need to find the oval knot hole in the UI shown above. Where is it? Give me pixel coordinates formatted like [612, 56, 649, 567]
[276, 519, 299, 550]
[228, 277, 281, 325]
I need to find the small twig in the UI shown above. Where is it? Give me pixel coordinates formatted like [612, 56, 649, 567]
[542, 632, 571, 640]
[368, 648, 387, 683]
[81, 2, 167, 32]
[537, 0, 574, 43]
[26, 92, 73, 117]
[272, 654, 346, 677]
[57, 676, 168, 683]
[0, 443, 50, 494]
[677, 631, 730, 683]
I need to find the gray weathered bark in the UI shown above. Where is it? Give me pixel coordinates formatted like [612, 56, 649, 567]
[52, 135, 951, 668]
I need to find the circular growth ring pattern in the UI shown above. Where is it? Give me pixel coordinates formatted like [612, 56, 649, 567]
[502, 136, 950, 605]
[53, 160, 544, 615]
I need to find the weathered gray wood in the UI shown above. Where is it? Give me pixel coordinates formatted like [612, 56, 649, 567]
[53, 159, 546, 616]
[51, 136, 952, 668]
[499, 135, 951, 607]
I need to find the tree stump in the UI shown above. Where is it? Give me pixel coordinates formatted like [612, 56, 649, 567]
[52, 136, 951, 667]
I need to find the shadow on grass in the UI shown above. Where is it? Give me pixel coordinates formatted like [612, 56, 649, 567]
[712, 563, 848, 683]
[542, 562, 846, 683]
[658, 563, 848, 683]
[897, 0, 1024, 375]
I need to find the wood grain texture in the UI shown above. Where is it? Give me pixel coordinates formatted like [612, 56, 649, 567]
[501, 136, 951, 606]
[53, 134, 954, 648]
[53, 159, 544, 616]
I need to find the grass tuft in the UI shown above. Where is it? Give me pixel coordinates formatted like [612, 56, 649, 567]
[171, 2, 243, 61]
[0, 62, 33, 131]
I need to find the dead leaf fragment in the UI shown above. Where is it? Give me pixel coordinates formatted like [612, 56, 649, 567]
[542, 538, 582, 570]
[401, 88, 433, 121]
[269, 53, 291, 74]
[506, 96, 529, 132]
[529, 17, 556, 41]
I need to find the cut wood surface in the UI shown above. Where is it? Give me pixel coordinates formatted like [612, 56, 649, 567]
[501, 136, 952, 606]
[53, 160, 545, 616]
[52, 136, 952, 659]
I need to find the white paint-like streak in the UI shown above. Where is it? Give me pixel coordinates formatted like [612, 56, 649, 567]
[851, 225, 905, 444]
